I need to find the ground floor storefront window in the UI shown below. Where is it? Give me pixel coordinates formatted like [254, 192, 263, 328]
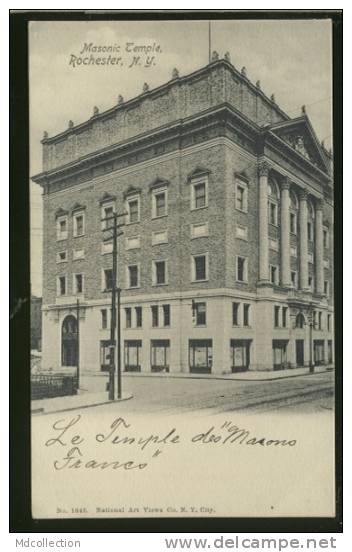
[189, 339, 212, 373]
[272, 340, 288, 371]
[124, 340, 142, 372]
[230, 339, 251, 372]
[151, 340, 170, 372]
[314, 339, 325, 366]
[100, 339, 114, 372]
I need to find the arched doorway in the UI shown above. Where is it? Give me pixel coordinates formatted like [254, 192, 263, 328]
[295, 312, 306, 329]
[61, 315, 78, 366]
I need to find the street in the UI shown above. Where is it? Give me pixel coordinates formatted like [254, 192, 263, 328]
[80, 370, 334, 415]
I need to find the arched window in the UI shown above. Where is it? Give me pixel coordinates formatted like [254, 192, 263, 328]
[61, 315, 78, 367]
[296, 313, 306, 329]
[289, 190, 298, 234]
[268, 178, 279, 226]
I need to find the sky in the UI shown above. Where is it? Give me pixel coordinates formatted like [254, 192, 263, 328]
[30, 19, 332, 297]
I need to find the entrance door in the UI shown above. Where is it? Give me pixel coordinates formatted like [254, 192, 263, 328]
[61, 315, 78, 367]
[231, 340, 251, 373]
[295, 340, 304, 367]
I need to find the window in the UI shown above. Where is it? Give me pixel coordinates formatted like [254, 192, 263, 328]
[73, 211, 85, 237]
[313, 311, 317, 329]
[236, 256, 248, 282]
[73, 249, 85, 260]
[236, 181, 248, 212]
[189, 339, 212, 373]
[191, 180, 207, 210]
[127, 197, 140, 224]
[191, 222, 209, 239]
[57, 216, 68, 241]
[269, 201, 278, 225]
[308, 275, 313, 291]
[327, 314, 331, 331]
[128, 265, 139, 288]
[291, 271, 297, 288]
[152, 230, 168, 245]
[272, 340, 287, 370]
[192, 254, 208, 282]
[57, 275, 66, 296]
[135, 306, 142, 328]
[153, 260, 167, 285]
[151, 340, 170, 372]
[101, 309, 108, 330]
[74, 273, 84, 294]
[125, 307, 132, 328]
[323, 228, 329, 249]
[308, 252, 314, 264]
[324, 280, 329, 296]
[151, 305, 159, 327]
[101, 204, 114, 230]
[307, 221, 313, 242]
[270, 265, 279, 285]
[232, 302, 239, 326]
[103, 268, 114, 291]
[57, 251, 67, 263]
[290, 212, 297, 234]
[231, 340, 251, 372]
[243, 304, 250, 327]
[328, 340, 333, 363]
[274, 306, 280, 328]
[282, 307, 287, 328]
[163, 304, 170, 327]
[313, 340, 325, 366]
[194, 302, 206, 326]
[318, 312, 322, 330]
[236, 225, 248, 240]
[125, 236, 141, 250]
[152, 189, 167, 218]
[124, 340, 142, 372]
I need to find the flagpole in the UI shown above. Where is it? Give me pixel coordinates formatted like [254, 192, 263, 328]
[208, 20, 211, 63]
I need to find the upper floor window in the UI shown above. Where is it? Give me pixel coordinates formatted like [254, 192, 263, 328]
[270, 265, 279, 285]
[151, 305, 159, 327]
[126, 196, 140, 224]
[194, 302, 206, 326]
[307, 201, 315, 241]
[127, 264, 139, 288]
[135, 306, 143, 328]
[243, 304, 250, 327]
[323, 228, 329, 249]
[282, 307, 287, 328]
[57, 251, 67, 263]
[101, 202, 115, 230]
[152, 188, 167, 218]
[307, 221, 313, 242]
[57, 275, 67, 296]
[191, 178, 208, 210]
[274, 305, 280, 328]
[102, 268, 114, 291]
[236, 256, 248, 283]
[101, 309, 108, 329]
[290, 212, 297, 234]
[235, 180, 248, 213]
[153, 260, 167, 285]
[73, 211, 85, 237]
[289, 191, 298, 234]
[324, 280, 329, 296]
[291, 271, 297, 288]
[232, 302, 240, 326]
[192, 254, 208, 282]
[163, 304, 170, 327]
[125, 307, 132, 328]
[73, 273, 84, 295]
[268, 179, 279, 226]
[56, 215, 68, 241]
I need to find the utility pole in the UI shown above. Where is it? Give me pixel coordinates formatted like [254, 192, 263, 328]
[76, 298, 80, 391]
[102, 210, 126, 400]
[309, 305, 315, 374]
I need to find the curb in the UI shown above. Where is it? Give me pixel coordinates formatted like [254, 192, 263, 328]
[31, 392, 134, 416]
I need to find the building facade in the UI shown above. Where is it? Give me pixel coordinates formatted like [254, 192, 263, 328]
[33, 54, 334, 375]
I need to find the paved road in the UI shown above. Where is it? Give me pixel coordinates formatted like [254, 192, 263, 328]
[81, 370, 334, 415]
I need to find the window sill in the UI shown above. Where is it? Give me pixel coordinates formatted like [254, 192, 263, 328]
[56, 260, 68, 264]
[128, 286, 141, 290]
[191, 279, 209, 283]
[191, 234, 209, 240]
[191, 205, 208, 212]
[152, 214, 168, 220]
[152, 282, 168, 287]
[235, 280, 248, 284]
[193, 324, 207, 328]
[125, 221, 140, 226]
[56, 237, 68, 242]
[152, 241, 168, 246]
[235, 208, 248, 214]
[73, 234, 85, 239]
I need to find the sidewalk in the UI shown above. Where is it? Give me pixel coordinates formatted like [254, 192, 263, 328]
[82, 364, 333, 383]
[31, 390, 133, 415]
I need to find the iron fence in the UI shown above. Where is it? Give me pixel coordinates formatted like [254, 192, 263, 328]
[31, 373, 78, 400]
